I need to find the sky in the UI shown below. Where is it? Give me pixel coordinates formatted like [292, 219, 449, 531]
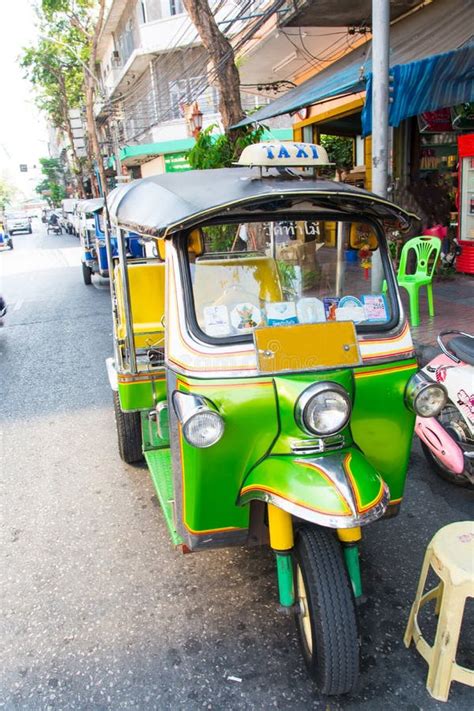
[0, 0, 49, 200]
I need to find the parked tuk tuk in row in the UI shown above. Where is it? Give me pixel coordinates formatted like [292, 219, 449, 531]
[78, 198, 145, 285]
[103, 142, 447, 695]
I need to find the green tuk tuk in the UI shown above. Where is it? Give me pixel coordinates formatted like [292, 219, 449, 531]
[104, 142, 446, 694]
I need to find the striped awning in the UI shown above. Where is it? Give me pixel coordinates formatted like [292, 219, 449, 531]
[231, 0, 474, 133]
[361, 43, 474, 135]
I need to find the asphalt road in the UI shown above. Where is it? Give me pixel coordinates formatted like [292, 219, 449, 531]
[1, 224, 473, 710]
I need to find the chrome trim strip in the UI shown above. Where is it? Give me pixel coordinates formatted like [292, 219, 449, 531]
[295, 455, 358, 515]
[290, 434, 345, 454]
[238, 487, 390, 529]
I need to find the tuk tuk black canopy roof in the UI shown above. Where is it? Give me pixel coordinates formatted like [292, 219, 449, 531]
[76, 198, 104, 214]
[107, 168, 417, 237]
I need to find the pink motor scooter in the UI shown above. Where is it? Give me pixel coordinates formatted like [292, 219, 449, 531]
[415, 330, 474, 488]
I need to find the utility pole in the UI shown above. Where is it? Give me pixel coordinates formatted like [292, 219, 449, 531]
[111, 121, 124, 184]
[371, 0, 390, 290]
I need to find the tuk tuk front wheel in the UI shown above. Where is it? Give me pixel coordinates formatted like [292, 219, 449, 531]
[113, 391, 144, 464]
[293, 525, 359, 695]
[82, 262, 92, 286]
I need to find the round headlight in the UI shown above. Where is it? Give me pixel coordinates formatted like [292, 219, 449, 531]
[296, 382, 351, 436]
[405, 374, 447, 417]
[414, 384, 447, 417]
[183, 410, 225, 448]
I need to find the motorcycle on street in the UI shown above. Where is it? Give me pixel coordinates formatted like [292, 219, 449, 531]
[414, 330, 474, 488]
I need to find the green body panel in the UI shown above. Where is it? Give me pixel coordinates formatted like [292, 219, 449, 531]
[159, 358, 415, 536]
[145, 447, 183, 546]
[178, 378, 278, 533]
[241, 448, 384, 516]
[351, 359, 417, 501]
[343, 545, 363, 598]
[272, 370, 354, 454]
[117, 376, 166, 412]
[141, 410, 168, 451]
[275, 553, 295, 607]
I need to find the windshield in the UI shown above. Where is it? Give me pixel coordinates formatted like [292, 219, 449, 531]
[187, 219, 396, 340]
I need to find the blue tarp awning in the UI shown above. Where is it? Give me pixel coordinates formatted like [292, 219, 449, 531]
[233, 44, 474, 135]
[233, 59, 366, 129]
[231, 0, 474, 134]
[362, 44, 474, 135]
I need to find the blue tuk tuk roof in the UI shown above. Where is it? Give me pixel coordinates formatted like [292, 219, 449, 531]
[106, 168, 417, 237]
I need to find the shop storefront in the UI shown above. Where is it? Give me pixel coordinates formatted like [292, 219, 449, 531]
[232, 0, 473, 272]
[119, 138, 196, 178]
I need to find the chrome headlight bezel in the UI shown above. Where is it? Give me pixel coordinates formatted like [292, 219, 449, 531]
[295, 382, 351, 437]
[405, 373, 447, 417]
[172, 391, 225, 448]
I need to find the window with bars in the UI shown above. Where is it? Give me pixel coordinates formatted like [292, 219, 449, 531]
[168, 77, 219, 119]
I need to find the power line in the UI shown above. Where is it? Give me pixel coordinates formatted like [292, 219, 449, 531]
[109, 0, 270, 137]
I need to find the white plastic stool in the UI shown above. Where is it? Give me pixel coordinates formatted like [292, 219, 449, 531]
[404, 521, 474, 701]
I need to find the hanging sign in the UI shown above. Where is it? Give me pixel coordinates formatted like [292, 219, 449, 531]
[418, 108, 452, 133]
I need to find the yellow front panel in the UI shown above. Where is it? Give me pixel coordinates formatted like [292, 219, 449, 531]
[254, 321, 361, 373]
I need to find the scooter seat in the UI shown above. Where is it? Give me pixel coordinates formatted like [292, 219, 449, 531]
[448, 335, 474, 365]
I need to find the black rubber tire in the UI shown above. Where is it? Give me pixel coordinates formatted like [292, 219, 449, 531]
[82, 262, 92, 285]
[421, 441, 473, 488]
[293, 525, 359, 695]
[113, 390, 143, 464]
[28, 227, 32, 234]
[9, 239, 13, 250]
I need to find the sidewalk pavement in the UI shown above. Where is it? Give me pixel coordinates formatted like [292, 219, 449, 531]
[407, 273, 474, 348]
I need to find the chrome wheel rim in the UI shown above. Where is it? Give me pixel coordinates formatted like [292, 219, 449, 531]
[296, 564, 313, 654]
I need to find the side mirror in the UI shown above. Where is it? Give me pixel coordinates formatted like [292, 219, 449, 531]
[188, 228, 204, 257]
[157, 239, 166, 260]
[156, 229, 205, 261]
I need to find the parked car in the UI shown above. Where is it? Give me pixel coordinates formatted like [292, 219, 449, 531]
[5, 212, 32, 235]
[60, 199, 78, 235]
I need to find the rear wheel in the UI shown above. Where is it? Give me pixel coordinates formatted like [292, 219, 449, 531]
[82, 262, 92, 285]
[293, 525, 359, 695]
[9, 239, 13, 250]
[113, 390, 143, 464]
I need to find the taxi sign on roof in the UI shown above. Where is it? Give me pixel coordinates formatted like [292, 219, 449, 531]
[237, 141, 332, 167]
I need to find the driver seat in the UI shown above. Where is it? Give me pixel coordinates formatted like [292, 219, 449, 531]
[448, 336, 474, 365]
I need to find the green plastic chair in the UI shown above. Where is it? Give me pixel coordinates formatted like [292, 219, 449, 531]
[396, 236, 441, 327]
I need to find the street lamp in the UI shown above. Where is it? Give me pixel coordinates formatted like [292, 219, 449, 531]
[190, 102, 203, 139]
